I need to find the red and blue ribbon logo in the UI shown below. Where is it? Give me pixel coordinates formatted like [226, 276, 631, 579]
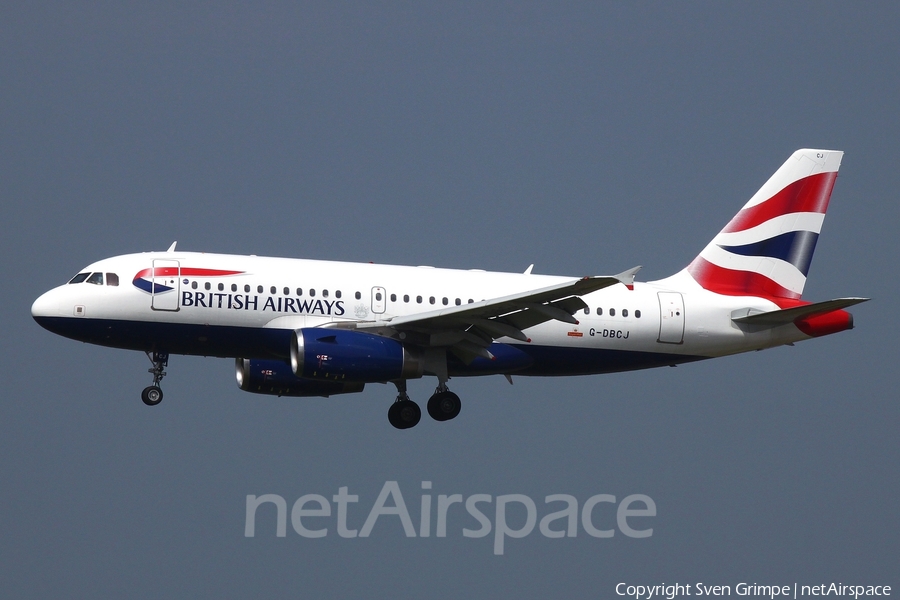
[132, 268, 244, 294]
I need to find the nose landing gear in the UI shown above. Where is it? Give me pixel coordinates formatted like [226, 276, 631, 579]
[141, 351, 168, 406]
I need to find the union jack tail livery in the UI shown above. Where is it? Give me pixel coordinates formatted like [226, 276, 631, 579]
[686, 149, 842, 300]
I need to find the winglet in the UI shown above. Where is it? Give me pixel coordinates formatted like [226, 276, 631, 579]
[524, 264, 534, 275]
[614, 266, 642, 290]
[167, 241, 178, 252]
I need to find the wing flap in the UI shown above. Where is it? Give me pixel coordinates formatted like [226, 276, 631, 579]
[500, 297, 588, 331]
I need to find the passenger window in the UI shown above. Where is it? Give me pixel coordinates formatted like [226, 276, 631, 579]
[609, 308, 616, 316]
[390, 294, 397, 302]
[231, 284, 237, 292]
[86, 272, 103, 285]
[106, 273, 119, 286]
[310, 289, 316, 297]
[635, 310, 641, 318]
[68, 273, 90, 284]
[468, 299, 474, 304]
[205, 282, 211, 291]
[623, 309, 629, 317]
[284, 287, 290, 295]
[596, 307, 603, 316]
[404, 295, 410, 303]
[218, 283, 225, 291]
[584, 308, 589, 315]
[442, 297, 448, 305]
[355, 292, 361, 300]
[297, 288, 303, 296]
[270, 286, 276, 294]
[417, 296, 423, 304]
[245, 285, 251, 293]
[429, 297, 435, 305]
[336, 291, 342, 299]
[257, 285, 263, 293]
[192, 281, 198, 290]
[455, 298, 461, 306]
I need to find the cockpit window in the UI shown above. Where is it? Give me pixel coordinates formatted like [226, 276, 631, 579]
[86, 272, 104, 285]
[106, 273, 119, 286]
[68, 273, 90, 284]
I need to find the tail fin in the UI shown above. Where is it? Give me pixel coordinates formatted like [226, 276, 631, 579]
[686, 149, 843, 300]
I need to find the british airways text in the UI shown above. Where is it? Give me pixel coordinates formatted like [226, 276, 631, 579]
[181, 291, 346, 316]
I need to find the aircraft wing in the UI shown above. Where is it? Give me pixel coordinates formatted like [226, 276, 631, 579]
[335, 267, 640, 362]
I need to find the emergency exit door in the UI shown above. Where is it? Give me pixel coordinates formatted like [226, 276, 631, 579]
[371, 286, 386, 314]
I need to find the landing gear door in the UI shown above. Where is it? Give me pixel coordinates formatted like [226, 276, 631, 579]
[151, 259, 180, 311]
[371, 286, 386, 315]
[657, 292, 684, 344]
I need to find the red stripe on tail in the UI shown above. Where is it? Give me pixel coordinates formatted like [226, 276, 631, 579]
[686, 257, 800, 300]
[722, 172, 837, 233]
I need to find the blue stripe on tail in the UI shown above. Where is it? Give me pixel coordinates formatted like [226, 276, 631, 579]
[718, 230, 819, 276]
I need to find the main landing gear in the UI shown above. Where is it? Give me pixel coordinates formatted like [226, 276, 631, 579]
[141, 351, 168, 406]
[427, 383, 461, 422]
[387, 380, 462, 429]
[388, 380, 421, 429]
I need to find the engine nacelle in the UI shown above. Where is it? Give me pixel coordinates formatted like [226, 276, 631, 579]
[236, 358, 365, 397]
[291, 328, 424, 382]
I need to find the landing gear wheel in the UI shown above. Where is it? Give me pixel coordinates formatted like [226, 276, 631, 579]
[141, 385, 163, 406]
[427, 391, 461, 422]
[388, 399, 421, 429]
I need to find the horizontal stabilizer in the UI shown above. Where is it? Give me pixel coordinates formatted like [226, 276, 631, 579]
[732, 297, 869, 326]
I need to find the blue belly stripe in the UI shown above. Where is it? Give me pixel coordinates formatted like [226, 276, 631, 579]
[34, 316, 707, 377]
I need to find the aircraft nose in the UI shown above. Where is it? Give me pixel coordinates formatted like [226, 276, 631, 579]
[32, 288, 62, 320]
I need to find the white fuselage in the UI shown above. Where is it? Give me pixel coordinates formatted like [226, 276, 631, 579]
[32, 250, 809, 377]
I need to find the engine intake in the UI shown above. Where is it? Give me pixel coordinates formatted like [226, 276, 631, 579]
[236, 358, 364, 397]
[291, 328, 424, 382]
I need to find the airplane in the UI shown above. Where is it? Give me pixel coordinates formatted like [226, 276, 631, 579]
[32, 149, 868, 429]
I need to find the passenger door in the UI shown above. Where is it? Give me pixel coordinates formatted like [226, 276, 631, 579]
[151, 259, 180, 311]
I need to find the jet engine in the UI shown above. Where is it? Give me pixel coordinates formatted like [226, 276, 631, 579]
[290, 328, 424, 382]
[235, 358, 364, 397]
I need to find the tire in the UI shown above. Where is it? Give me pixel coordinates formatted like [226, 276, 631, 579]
[427, 391, 461, 422]
[141, 386, 163, 406]
[388, 402, 403, 428]
[388, 399, 420, 429]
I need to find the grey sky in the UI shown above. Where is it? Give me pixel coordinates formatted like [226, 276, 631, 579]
[2, 3, 897, 597]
